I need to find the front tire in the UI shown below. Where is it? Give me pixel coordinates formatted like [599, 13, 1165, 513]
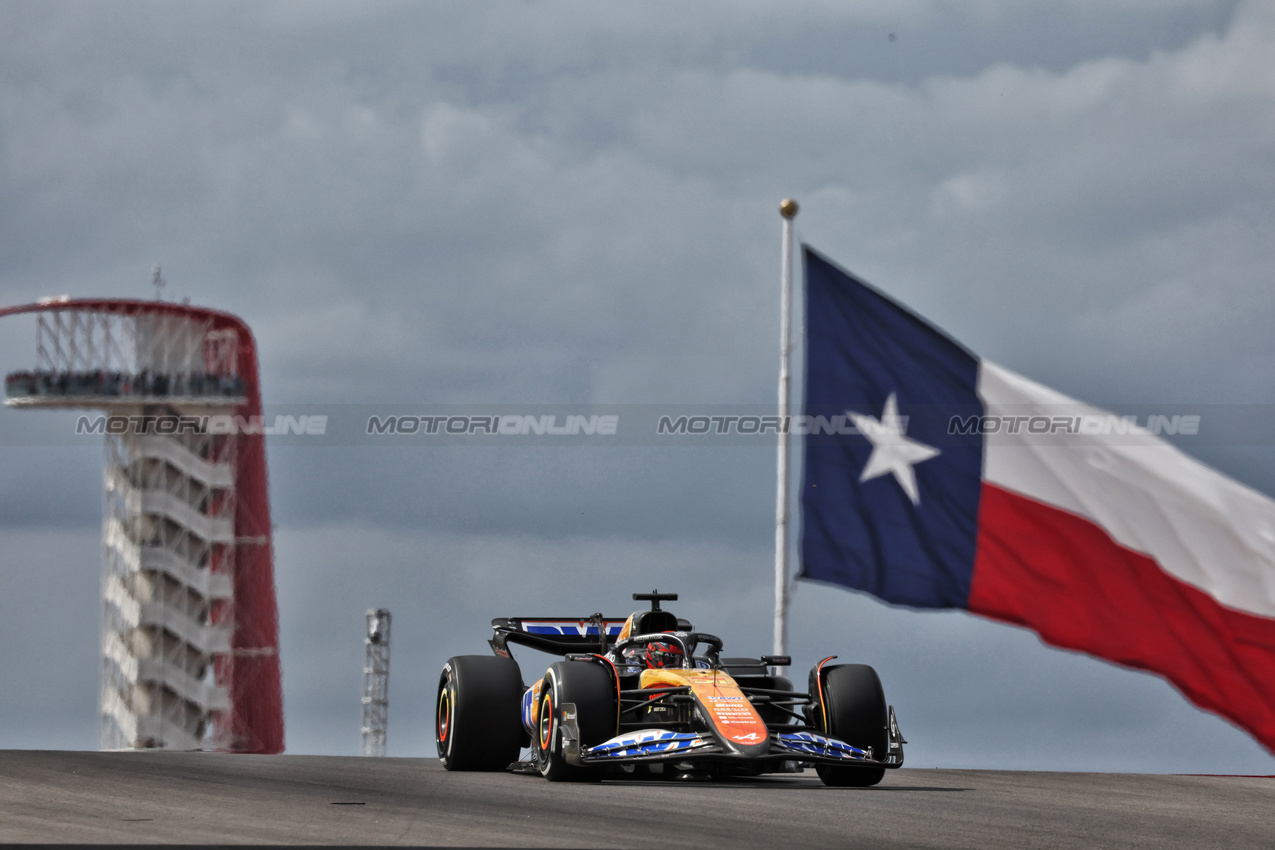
[436, 655, 524, 771]
[535, 660, 616, 782]
[813, 663, 888, 787]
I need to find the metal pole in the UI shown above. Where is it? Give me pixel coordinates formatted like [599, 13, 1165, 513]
[774, 199, 799, 657]
[361, 608, 391, 757]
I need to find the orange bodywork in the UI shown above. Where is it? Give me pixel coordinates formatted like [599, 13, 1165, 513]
[640, 668, 769, 747]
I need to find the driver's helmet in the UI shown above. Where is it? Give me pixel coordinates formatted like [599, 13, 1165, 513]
[620, 645, 646, 669]
[644, 641, 685, 669]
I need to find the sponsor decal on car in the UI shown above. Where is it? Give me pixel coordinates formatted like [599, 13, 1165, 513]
[639, 668, 769, 749]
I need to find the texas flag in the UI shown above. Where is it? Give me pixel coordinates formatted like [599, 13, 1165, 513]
[799, 246, 1275, 753]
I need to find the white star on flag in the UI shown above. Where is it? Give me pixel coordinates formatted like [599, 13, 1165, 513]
[846, 393, 941, 505]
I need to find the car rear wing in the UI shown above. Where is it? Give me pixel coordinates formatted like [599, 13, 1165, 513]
[489, 616, 627, 657]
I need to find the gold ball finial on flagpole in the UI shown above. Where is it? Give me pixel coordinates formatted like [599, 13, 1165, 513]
[779, 198, 799, 219]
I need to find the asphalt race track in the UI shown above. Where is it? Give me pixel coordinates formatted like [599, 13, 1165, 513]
[0, 750, 1271, 848]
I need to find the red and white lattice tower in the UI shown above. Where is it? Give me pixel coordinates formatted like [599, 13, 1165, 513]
[2, 297, 284, 753]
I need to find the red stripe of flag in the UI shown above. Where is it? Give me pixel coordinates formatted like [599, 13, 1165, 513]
[970, 483, 1275, 752]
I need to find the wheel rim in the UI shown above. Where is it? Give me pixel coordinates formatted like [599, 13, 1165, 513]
[538, 692, 555, 752]
[437, 686, 451, 745]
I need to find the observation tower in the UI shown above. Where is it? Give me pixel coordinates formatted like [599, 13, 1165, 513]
[2, 295, 284, 753]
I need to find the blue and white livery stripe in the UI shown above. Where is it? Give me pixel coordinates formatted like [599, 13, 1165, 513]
[775, 731, 872, 760]
[521, 620, 625, 637]
[583, 729, 709, 759]
[521, 687, 536, 735]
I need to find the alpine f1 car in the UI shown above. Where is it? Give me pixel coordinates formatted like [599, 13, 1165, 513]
[435, 592, 905, 786]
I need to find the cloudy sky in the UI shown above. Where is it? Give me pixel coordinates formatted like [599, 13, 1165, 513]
[2, 0, 1275, 773]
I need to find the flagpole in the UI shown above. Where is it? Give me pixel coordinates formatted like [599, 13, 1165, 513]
[775, 198, 798, 657]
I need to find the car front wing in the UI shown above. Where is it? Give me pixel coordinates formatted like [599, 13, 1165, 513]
[555, 702, 906, 770]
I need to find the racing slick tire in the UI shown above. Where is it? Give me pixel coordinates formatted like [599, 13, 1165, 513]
[436, 655, 524, 771]
[813, 663, 888, 787]
[535, 660, 617, 782]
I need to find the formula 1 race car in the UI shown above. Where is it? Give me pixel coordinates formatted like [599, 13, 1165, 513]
[435, 592, 905, 786]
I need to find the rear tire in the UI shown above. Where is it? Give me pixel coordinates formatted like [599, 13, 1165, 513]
[813, 663, 888, 787]
[535, 660, 616, 782]
[436, 655, 524, 771]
